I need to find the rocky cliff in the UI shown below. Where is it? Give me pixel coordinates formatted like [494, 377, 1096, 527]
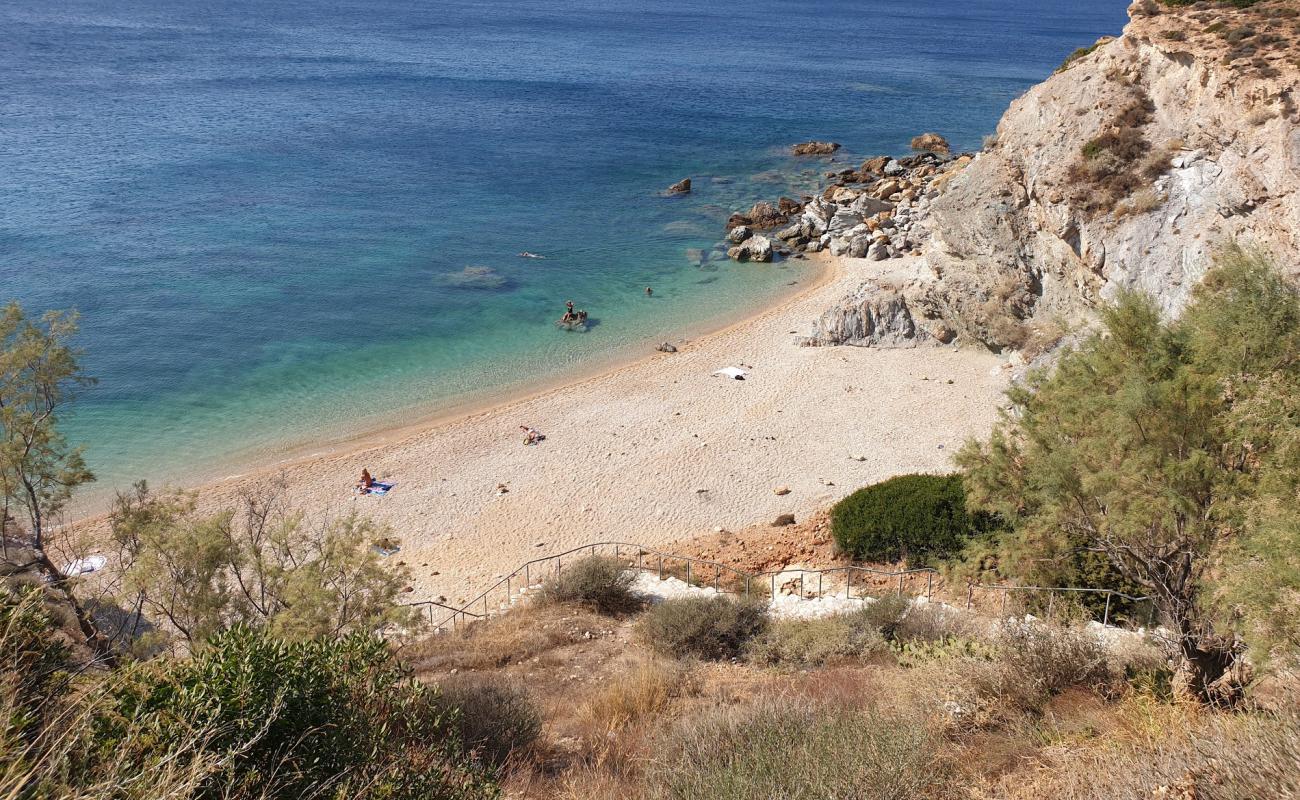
[808, 0, 1300, 351]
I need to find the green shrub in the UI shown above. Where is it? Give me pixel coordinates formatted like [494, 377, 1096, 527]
[436, 677, 542, 768]
[0, 588, 72, 742]
[746, 614, 887, 667]
[649, 698, 950, 799]
[639, 596, 767, 660]
[540, 555, 640, 615]
[105, 625, 495, 800]
[831, 473, 998, 563]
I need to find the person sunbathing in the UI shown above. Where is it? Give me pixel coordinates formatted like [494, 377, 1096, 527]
[520, 425, 545, 445]
[356, 468, 375, 492]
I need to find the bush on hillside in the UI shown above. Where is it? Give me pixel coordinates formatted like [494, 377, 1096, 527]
[103, 626, 495, 800]
[639, 596, 767, 660]
[831, 473, 999, 564]
[540, 555, 640, 615]
[0, 600, 496, 800]
[436, 677, 542, 768]
[746, 614, 888, 668]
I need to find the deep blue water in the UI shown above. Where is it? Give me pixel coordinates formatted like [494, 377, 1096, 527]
[1, 0, 1129, 497]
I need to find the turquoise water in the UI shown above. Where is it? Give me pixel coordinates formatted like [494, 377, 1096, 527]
[1, 0, 1129, 497]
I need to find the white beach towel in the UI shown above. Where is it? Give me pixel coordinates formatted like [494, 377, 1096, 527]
[62, 555, 106, 576]
[712, 367, 748, 380]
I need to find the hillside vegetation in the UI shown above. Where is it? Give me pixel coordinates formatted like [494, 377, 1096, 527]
[5, 244, 1300, 796]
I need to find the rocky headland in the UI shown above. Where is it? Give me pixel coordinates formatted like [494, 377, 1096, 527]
[746, 0, 1299, 350]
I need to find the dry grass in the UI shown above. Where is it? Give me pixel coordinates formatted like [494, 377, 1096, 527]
[1114, 187, 1168, 218]
[405, 602, 608, 673]
[999, 699, 1300, 799]
[575, 658, 697, 738]
[435, 675, 543, 768]
[646, 695, 953, 800]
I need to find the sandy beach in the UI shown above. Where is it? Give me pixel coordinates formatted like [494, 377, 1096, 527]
[77, 254, 1012, 606]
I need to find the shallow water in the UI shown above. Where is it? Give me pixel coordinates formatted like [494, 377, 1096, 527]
[0, 0, 1129, 496]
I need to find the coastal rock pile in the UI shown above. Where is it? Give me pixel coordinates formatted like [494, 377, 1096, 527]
[726, 149, 974, 264]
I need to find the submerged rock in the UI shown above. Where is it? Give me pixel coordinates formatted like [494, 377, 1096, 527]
[439, 265, 508, 290]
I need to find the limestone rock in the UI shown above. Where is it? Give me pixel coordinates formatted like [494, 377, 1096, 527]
[665, 177, 691, 194]
[728, 225, 753, 244]
[728, 234, 773, 262]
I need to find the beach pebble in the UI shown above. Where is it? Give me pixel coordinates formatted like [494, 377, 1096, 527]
[773, 486, 791, 495]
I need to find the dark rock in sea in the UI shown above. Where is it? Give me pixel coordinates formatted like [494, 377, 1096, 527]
[665, 177, 692, 194]
[777, 196, 802, 215]
[791, 141, 841, 156]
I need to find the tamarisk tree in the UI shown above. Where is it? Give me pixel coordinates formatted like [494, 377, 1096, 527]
[0, 302, 113, 663]
[957, 249, 1300, 703]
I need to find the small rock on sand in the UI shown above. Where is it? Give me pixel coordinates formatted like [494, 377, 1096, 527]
[772, 514, 796, 527]
[773, 486, 791, 495]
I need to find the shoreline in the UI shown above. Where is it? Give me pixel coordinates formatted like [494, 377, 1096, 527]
[67, 252, 1013, 607]
[67, 255, 838, 518]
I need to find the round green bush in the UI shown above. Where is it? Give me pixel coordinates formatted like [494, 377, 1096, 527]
[831, 473, 995, 564]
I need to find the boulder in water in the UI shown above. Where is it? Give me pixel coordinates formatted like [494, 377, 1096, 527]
[727, 234, 773, 262]
[791, 141, 840, 156]
[910, 132, 951, 154]
[665, 177, 692, 194]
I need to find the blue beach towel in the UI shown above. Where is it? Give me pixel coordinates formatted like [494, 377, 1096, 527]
[358, 481, 395, 496]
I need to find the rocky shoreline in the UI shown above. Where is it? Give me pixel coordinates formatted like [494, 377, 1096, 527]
[719, 135, 974, 267]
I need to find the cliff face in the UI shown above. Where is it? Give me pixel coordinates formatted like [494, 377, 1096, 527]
[815, 0, 1300, 352]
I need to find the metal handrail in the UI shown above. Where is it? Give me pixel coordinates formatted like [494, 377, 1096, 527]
[965, 583, 1154, 628]
[403, 540, 1154, 634]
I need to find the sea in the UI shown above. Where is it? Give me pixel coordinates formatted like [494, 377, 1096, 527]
[0, 0, 1129, 502]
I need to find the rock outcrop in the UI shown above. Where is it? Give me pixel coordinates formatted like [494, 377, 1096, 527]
[910, 132, 950, 155]
[728, 234, 773, 263]
[809, 0, 1300, 351]
[792, 141, 841, 156]
[665, 177, 691, 194]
